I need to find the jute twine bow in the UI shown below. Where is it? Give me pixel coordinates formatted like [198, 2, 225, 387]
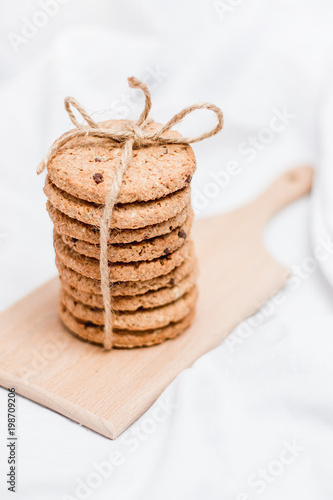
[37, 77, 223, 350]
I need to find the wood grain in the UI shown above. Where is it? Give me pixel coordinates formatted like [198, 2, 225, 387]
[0, 166, 313, 439]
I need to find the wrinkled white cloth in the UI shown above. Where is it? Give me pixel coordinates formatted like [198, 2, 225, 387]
[1, 1, 333, 499]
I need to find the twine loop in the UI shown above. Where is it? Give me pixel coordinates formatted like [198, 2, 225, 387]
[37, 76, 223, 350]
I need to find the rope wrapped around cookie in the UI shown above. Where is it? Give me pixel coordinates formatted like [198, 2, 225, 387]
[37, 77, 223, 350]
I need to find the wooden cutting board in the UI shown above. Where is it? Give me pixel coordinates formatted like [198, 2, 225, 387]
[0, 166, 313, 439]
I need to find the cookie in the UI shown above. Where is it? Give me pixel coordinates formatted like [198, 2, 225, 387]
[54, 230, 191, 282]
[44, 176, 191, 230]
[59, 303, 195, 348]
[60, 285, 198, 330]
[55, 243, 196, 296]
[60, 267, 198, 311]
[47, 120, 196, 205]
[60, 211, 192, 263]
[47, 201, 190, 244]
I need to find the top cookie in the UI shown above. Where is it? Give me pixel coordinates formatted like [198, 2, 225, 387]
[47, 121, 196, 204]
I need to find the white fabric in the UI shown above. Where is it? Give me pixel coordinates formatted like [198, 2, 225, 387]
[1, 1, 333, 498]
[312, 73, 333, 289]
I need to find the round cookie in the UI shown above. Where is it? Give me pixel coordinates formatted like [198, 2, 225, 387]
[60, 212, 192, 263]
[60, 286, 198, 330]
[60, 267, 198, 311]
[59, 303, 195, 348]
[47, 120, 196, 205]
[54, 230, 191, 282]
[55, 243, 197, 296]
[47, 201, 190, 244]
[44, 176, 191, 230]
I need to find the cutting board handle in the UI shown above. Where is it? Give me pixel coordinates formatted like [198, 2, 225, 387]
[251, 166, 313, 226]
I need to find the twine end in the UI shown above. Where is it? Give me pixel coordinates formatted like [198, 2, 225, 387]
[36, 161, 45, 175]
[103, 341, 113, 350]
[128, 76, 141, 89]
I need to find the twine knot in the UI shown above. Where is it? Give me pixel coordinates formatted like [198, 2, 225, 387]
[38, 76, 223, 350]
[124, 122, 146, 145]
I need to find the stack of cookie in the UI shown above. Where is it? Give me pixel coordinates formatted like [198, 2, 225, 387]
[43, 121, 198, 348]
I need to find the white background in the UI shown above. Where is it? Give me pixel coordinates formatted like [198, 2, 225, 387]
[1, 1, 333, 499]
